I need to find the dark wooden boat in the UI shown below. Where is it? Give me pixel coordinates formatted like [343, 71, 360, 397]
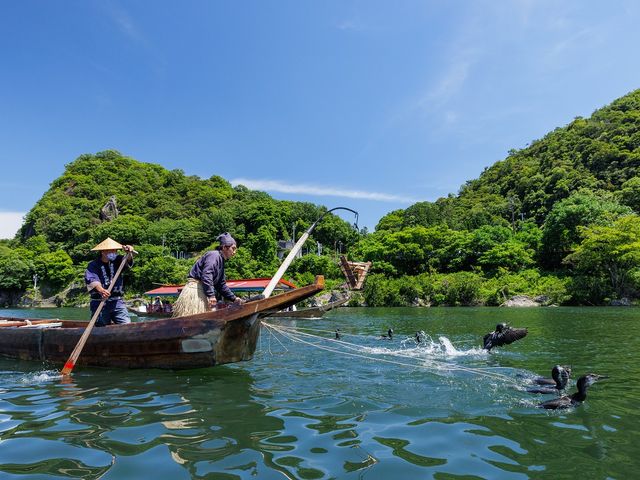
[0, 276, 324, 370]
[264, 294, 349, 319]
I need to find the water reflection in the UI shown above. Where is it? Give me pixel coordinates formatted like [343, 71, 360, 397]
[1, 306, 639, 479]
[0, 363, 292, 479]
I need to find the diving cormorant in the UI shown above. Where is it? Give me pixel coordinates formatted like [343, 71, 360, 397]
[527, 365, 571, 394]
[483, 323, 528, 351]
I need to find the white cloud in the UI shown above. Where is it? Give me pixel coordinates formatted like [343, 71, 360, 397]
[0, 212, 25, 239]
[335, 19, 365, 31]
[103, 2, 143, 43]
[230, 178, 419, 203]
[418, 56, 474, 112]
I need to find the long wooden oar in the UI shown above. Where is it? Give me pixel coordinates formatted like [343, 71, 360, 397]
[61, 251, 133, 376]
[262, 207, 358, 299]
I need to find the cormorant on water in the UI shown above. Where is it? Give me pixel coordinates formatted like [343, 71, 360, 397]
[335, 329, 341, 340]
[483, 323, 528, 351]
[538, 374, 607, 409]
[380, 328, 393, 340]
[527, 365, 571, 394]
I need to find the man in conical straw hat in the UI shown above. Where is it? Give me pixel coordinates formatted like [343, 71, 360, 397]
[172, 232, 244, 318]
[84, 237, 135, 326]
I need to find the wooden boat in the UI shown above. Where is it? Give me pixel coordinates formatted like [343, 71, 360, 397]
[0, 276, 324, 370]
[264, 294, 349, 319]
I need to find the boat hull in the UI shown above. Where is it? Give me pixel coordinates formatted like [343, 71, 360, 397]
[0, 277, 324, 369]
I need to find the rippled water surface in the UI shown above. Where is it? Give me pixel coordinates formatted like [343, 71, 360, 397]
[1, 307, 639, 479]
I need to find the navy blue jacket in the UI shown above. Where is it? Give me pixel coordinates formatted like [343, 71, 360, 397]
[85, 254, 133, 300]
[188, 249, 236, 301]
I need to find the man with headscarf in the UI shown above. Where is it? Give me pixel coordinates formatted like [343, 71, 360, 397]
[172, 232, 244, 317]
[84, 237, 135, 326]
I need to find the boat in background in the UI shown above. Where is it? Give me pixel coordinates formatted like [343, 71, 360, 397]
[127, 278, 298, 318]
[0, 277, 324, 370]
[264, 294, 349, 319]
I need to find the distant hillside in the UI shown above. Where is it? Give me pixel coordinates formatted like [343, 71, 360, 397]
[377, 89, 640, 231]
[19, 150, 358, 261]
[0, 150, 357, 300]
[352, 89, 640, 306]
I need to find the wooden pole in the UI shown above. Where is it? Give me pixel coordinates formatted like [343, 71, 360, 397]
[262, 229, 312, 298]
[61, 251, 132, 376]
[262, 207, 358, 299]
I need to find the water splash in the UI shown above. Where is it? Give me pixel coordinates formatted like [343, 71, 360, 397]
[399, 334, 486, 358]
[19, 370, 63, 384]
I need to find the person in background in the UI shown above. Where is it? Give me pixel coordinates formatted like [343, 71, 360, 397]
[172, 232, 244, 317]
[153, 296, 162, 313]
[163, 301, 172, 314]
[84, 237, 135, 326]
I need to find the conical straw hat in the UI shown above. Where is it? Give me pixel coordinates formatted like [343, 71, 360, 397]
[91, 237, 123, 251]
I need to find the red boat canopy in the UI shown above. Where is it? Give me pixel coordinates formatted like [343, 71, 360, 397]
[144, 278, 297, 296]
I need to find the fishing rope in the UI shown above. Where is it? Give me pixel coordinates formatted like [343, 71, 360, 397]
[265, 322, 510, 382]
[278, 324, 477, 348]
[261, 322, 517, 384]
[265, 323, 289, 353]
[263, 322, 447, 372]
[265, 322, 482, 367]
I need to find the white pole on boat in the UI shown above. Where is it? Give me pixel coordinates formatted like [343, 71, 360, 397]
[262, 207, 358, 299]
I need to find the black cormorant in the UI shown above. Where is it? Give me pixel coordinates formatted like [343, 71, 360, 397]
[380, 328, 393, 340]
[483, 323, 528, 351]
[538, 374, 606, 409]
[527, 365, 571, 394]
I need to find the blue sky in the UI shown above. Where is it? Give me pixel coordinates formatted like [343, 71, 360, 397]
[2, 0, 640, 238]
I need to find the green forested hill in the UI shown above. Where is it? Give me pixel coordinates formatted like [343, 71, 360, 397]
[2, 91, 640, 307]
[357, 89, 640, 305]
[377, 89, 640, 232]
[460, 89, 640, 224]
[0, 150, 358, 302]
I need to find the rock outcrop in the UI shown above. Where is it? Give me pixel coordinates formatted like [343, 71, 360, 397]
[500, 295, 539, 307]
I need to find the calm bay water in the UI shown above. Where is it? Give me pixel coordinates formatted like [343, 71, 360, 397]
[1, 306, 638, 479]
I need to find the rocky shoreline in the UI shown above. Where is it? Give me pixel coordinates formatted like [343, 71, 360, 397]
[1, 289, 634, 309]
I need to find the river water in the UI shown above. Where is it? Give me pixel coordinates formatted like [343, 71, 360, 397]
[0, 306, 638, 479]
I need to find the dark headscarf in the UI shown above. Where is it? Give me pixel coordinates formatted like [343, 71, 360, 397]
[216, 232, 236, 247]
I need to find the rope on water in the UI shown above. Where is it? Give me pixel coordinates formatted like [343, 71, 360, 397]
[261, 322, 518, 384]
[274, 324, 477, 347]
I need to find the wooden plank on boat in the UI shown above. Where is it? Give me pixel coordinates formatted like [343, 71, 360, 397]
[264, 294, 349, 319]
[19, 322, 63, 329]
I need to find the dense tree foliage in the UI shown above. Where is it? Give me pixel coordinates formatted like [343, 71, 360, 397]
[565, 215, 640, 301]
[364, 89, 640, 305]
[0, 246, 33, 291]
[539, 190, 632, 269]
